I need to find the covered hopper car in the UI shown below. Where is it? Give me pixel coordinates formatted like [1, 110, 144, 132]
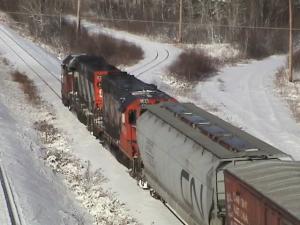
[137, 102, 288, 225]
[224, 161, 300, 225]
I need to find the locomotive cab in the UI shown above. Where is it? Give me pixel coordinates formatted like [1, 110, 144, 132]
[101, 73, 176, 175]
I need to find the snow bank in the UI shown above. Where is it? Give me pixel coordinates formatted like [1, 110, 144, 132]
[0, 58, 92, 225]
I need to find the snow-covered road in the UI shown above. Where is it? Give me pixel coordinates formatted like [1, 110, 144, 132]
[194, 56, 300, 160]
[0, 24, 182, 224]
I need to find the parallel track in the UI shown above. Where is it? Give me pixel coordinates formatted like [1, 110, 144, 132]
[0, 26, 61, 99]
[0, 165, 23, 225]
[129, 50, 159, 73]
[136, 49, 170, 77]
[0, 27, 60, 82]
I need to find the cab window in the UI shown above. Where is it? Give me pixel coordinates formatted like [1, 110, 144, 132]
[128, 110, 137, 125]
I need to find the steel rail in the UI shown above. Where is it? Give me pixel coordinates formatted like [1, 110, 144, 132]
[136, 49, 170, 77]
[129, 50, 159, 73]
[0, 165, 23, 225]
[0, 27, 60, 82]
[0, 27, 61, 99]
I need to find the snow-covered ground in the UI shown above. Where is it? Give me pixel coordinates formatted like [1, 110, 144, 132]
[0, 62, 92, 224]
[194, 57, 300, 160]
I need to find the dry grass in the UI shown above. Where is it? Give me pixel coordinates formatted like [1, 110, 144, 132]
[275, 68, 300, 122]
[1, 57, 10, 66]
[168, 50, 219, 83]
[33, 120, 59, 144]
[11, 70, 42, 106]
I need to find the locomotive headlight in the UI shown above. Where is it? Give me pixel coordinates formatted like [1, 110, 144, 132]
[140, 99, 149, 104]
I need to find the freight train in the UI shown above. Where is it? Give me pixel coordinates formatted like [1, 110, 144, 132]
[61, 54, 299, 225]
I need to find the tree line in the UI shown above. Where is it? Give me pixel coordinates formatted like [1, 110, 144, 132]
[1, 0, 300, 58]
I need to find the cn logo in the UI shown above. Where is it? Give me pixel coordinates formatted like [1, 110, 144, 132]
[180, 169, 205, 219]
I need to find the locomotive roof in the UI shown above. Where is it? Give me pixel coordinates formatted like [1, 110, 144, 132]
[102, 73, 173, 112]
[145, 102, 287, 160]
[226, 161, 300, 222]
[63, 54, 117, 72]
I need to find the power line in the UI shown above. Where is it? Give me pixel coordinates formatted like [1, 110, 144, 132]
[2, 10, 300, 31]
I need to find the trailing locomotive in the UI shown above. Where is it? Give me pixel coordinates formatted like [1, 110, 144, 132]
[136, 102, 289, 225]
[61, 54, 120, 130]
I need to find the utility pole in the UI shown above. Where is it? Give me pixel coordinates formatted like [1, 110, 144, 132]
[289, 0, 293, 82]
[76, 0, 81, 38]
[178, 0, 183, 43]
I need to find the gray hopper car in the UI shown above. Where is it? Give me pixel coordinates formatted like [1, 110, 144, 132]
[136, 102, 288, 225]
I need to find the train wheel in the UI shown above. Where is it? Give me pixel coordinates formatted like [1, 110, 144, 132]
[138, 179, 148, 189]
[150, 189, 159, 199]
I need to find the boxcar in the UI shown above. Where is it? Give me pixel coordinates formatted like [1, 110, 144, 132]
[224, 161, 300, 225]
[137, 102, 289, 225]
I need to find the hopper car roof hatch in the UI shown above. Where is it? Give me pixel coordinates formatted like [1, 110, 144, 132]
[145, 102, 288, 160]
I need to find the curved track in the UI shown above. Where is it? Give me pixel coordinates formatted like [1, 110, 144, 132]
[129, 50, 159, 73]
[136, 49, 170, 77]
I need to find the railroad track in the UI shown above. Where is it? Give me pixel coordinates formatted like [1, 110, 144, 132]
[0, 26, 61, 99]
[0, 25, 170, 100]
[0, 27, 60, 82]
[136, 49, 170, 77]
[129, 50, 159, 73]
[0, 165, 24, 225]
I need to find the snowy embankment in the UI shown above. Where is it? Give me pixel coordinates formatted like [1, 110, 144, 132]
[0, 62, 91, 224]
[77, 18, 300, 160]
[0, 24, 182, 225]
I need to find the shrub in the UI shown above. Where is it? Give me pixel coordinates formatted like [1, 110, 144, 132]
[41, 19, 144, 66]
[169, 50, 219, 83]
[235, 29, 288, 59]
[11, 71, 41, 105]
